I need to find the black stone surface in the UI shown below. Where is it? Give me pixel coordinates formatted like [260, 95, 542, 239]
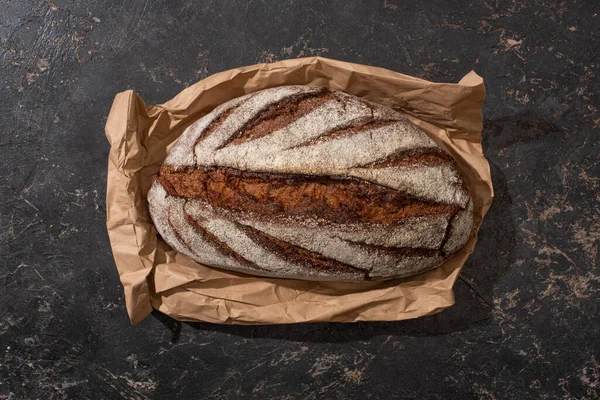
[1, 1, 599, 398]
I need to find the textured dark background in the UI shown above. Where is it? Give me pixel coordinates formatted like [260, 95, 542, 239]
[1, 0, 599, 398]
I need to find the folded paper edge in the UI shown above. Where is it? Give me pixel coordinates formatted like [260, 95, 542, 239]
[105, 90, 154, 323]
[151, 280, 456, 324]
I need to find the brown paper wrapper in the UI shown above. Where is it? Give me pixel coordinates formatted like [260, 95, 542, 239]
[105, 56, 492, 324]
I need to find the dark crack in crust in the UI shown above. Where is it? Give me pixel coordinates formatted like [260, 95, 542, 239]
[292, 118, 399, 148]
[359, 147, 455, 168]
[343, 240, 443, 258]
[158, 165, 461, 225]
[182, 208, 268, 272]
[217, 88, 333, 149]
[236, 222, 368, 277]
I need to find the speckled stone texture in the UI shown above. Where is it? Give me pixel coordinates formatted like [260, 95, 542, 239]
[0, 1, 598, 399]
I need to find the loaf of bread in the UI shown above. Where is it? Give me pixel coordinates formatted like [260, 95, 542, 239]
[148, 85, 474, 281]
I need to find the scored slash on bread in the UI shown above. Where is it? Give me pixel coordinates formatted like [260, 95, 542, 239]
[148, 85, 475, 281]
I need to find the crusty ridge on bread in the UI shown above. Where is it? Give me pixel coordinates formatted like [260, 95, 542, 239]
[148, 86, 475, 281]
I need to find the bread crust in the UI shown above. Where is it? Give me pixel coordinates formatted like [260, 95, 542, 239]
[148, 86, 474, 281]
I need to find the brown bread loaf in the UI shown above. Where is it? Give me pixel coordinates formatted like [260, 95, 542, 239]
[147, 85, 474, 281]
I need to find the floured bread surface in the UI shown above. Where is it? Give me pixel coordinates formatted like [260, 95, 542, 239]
[148, 86, 475, 281]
